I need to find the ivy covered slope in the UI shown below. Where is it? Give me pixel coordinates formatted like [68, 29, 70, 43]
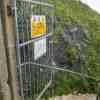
[50, 0, 100, 79]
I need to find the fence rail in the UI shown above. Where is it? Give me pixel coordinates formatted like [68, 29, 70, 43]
[18, 62, 100, 100]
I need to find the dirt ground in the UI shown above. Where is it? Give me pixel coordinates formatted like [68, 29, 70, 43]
[49, 94, 97, 100]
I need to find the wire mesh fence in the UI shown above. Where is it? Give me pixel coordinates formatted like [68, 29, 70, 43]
[34, 63, 100, 100]
[17, 63, 53, 100]
[19, 63, 99, 100]
[12, 0, 100, 100]
[13, 0, 54, 100]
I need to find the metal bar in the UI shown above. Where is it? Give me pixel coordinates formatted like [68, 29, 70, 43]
[13, 0, 54, 99]
[50, 6, 55, 65]
[19, 33, 52, 47]
[21, 0, 54, 8]
[12, 0, 24, 99]
[36, 80, 52, 100]
[20, 62, 99, 81]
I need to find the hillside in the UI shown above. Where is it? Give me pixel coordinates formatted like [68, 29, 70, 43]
[50, 0, 100, 35]
[49, 0, 100, 79]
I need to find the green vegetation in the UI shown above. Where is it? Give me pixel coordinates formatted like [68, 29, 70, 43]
[29, 0, 100, 99]
[42, 72, 96, 99]
[65, 47, 79, 65]
[48, 0, 100, 96]
[49, 0, 100, 79]
[53, 72, 96, 96]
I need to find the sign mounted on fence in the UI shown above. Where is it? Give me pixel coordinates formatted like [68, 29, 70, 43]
[34, 38, 47, 60]
[31, 15, 46, 38]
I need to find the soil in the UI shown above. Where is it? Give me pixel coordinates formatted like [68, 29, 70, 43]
[49, 94, 96, 100]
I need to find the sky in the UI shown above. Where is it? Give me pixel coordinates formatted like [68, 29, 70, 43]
[81, 0, 100, 14]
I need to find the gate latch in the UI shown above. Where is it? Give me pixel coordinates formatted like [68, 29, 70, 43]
[7, 5, 12, 16]
[7, 5, 17, 16]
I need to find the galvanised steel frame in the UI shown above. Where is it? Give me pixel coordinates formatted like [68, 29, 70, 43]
[12, 0, 54, 100]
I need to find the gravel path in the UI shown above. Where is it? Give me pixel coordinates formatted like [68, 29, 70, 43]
[49, 94, 96, 100]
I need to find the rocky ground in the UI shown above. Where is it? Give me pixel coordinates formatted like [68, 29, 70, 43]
[49, 94, 96, 100]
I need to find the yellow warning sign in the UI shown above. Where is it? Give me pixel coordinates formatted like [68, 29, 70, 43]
[31, 15, 46, 38]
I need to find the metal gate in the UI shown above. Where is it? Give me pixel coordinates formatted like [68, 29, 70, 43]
[12, 0, 54, 100]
